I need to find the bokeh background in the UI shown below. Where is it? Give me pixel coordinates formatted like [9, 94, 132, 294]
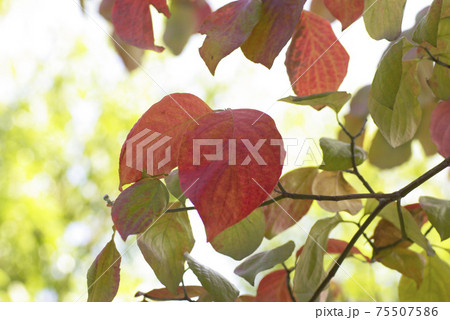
[0, 0, 448, 301]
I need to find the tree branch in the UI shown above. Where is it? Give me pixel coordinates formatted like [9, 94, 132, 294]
[309, 156, 450, 302]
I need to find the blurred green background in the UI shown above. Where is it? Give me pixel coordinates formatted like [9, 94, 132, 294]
[0, 0, 448, 302]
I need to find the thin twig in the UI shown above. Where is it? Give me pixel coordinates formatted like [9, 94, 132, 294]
[420, 45, 450, 69]
[337, 116, 375, 193]
[282, 263, 296, 302]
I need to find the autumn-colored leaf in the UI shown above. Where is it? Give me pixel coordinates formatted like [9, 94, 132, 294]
[99, 0, 115, 22]
[371, 202, 427, 250]
[376, 248, 426, 287]
[294, 214, 342, 301]
[240, 0, 306, 69]
[198, 0, 262, 75]
[324, 0, 364, 30]
[428, 65, 450, 101]
[234, 241, 295, 286]
[375, 202, 434, 256]
[262, 167, 318, 239]
[87, 239, 121, 302]
[363, 0, 406, 41]
[135, 286, 206, 300]
[235, 295, 257, 302]
[368, 38, 421, 148]
[310, 0, 335, 23]
[211, 209, 265, 260]
[112, 0, 170, 51]
[111, 32, 145, 72]
[399, 255, 450, 301]
[185, 253, 239, 302]
[163, 0, 212, 55]
[296, 238, 369, 262]
[178, 109, 285, 241]
[118, 93, 212, 189]
[312, 171, 363, 215]
[279, 91, 351, 112]
[430, 100, 450, 157]
[111, 179, 169, 241]
[255, 270, 292, 302]
[285, 10, 349, 98]
[137, 203, 194, 293]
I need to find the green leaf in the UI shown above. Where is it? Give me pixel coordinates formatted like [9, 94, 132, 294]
[399, 255, 450, 301]
[376, 248, 426, 287]
[319, 137, 366, 171]
[211, 209, 265, 260]
[428, 64, 450, 100]
[137, 204, 194, 294]
[413, 0, 443, 47]
[112, 179, 169, 241]
[262, 167, 318, 239]
[293, 214, 342, 301]
[279, 91, 351, 113]
[378, 203, 435, 256]
[368, 130, 412, 169]
[234, 241, 295, 285]
[363, 0, 407, 41]
[164, 169, 187, 204]
[368, 38, 422, 147]
[184, 252, 239, 302]
[87, 239, 121, 302]
[419, 196, 450, 241]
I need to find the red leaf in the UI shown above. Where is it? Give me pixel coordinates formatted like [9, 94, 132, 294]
[430, 100, 450, 158]
[112, 0, 170, 51]
[285, 10, 349, 101]
[199, 0, 262, 75]
[262, 167, 318, 239]
[296, 239, 369, 262]
[323, 0, 363, 30]
[241, 0, 306, 69]
[256, 270, 292, 302]
[136, 286, 206, 300]
[118, 93, 212, 189]
[178, 109, 285, 241]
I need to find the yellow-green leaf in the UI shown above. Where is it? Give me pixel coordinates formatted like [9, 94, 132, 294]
[293, 214, 342, 301]
[137, 204, 194, 293]
[211, 208, 265, 260]
[368, 38, 422, 147]
[399, 255, 450, 301]
[413, 0, 443, 47]
[87, 239, 121, 302]
[279, 91, 351, 113]
[363, 0, 406, 41]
